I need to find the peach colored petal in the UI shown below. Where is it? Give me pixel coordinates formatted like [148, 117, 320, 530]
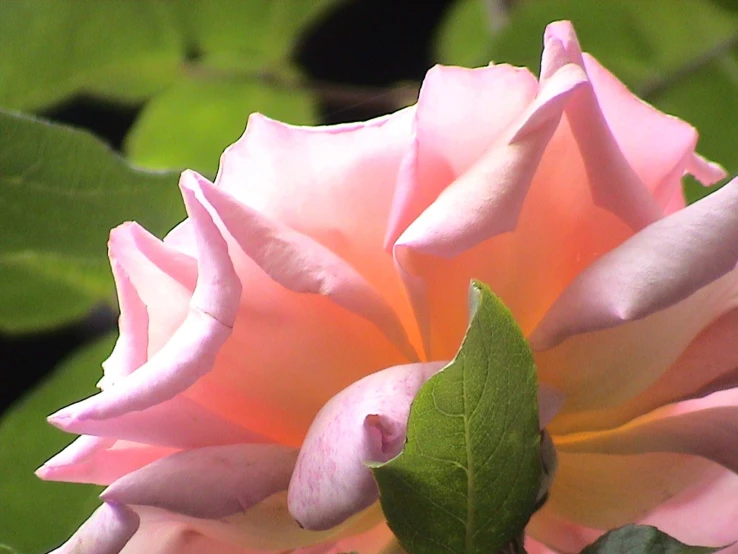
[49, 502, 139, 554]
[36, 436, 176, 486]
[556, 388, 738, 472]
[102, 445, 297, 519]
[216, 108, 420, 352]
[531, 178, 738, 351]
[288, 362, 444, 530]
[639, 465, 738, 549]
[385, 63, 538, 246]
[190, 170, 417, 361]
[552, 307, 738, 434]
[48, 394, 266, 449]
[544, 21, 661, 231]
[542, 451, 714, 530]
[526, 511, 602, 554]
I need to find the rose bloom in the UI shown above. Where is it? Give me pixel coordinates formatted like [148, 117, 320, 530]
[38, 20, 738, 554]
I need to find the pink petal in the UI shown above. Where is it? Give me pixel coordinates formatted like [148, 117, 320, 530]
[582, 53, 725, 211]
[288, 362, 445, 530]
[189, 171, 417, 361]
[102, 444, 297, 519]
[48, 180, 241, 421]
[541, 450, 715, 529]
[48, 394, 265, 449]
[216, 108, 421, 354]
[49, 502, 139, 554]
[526, 511, 602, 554]
[396, 60, 587, 258]
[385, 63, 538, 247]
[556, 388, 738, 472]
[531, 177, 738, 351]
[37, 436, 176, 485]
[552, 307, 738, 434]
[640, 465, 738, 548]
[544, 21, 662, 231]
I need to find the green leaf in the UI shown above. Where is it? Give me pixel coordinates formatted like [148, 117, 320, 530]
[580, 524, 726, 554]
[171, 0, 341, 68]
[0, 109, 184, 332]
[124, 76, 316, 177]
[0, 333, 116, 553]
[371, 281, 541, 554]
[0, 0, 184, 110]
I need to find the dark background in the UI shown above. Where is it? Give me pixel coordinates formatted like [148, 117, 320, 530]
[0, 0, 457, 416]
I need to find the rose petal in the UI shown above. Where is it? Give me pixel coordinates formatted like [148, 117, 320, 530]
[581, 53, 725, 210]
[542, 451, 715, 529]
[639, 465, 738, 548]
[48, 181, 241, 421]
[556, 388, 738, 472]
[526, 512, 601, 554]
[102, 444, 297, 519]
[552, 307, 738, 434]
[49, 502, 139, 554]
[544, 21, 662, 231]
[36, 436, 176, 485]
[395, 59, 587, 257]
[188, 170, 417, 362]
[288, 362, 445, 530]
[216, 108, 421, 352]
[531, 176, 738, 351]
[48, 394, 265, 449]
[384, 63, 538, 247]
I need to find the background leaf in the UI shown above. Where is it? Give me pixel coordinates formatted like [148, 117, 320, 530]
[0, 0, 184, 110]
[0, 333, 115, 553]
[580, 524, 725, 554]
[0, 110, 183, 332]
[372, 282, 541, 554]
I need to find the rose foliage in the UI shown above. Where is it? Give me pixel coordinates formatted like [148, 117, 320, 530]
[39, 20, 738, 554]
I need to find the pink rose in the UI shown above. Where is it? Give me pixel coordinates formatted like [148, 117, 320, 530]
[40, 20, 738, 554]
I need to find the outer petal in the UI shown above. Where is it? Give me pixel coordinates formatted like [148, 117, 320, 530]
[102, 444, 297, 519]
[216, 108, 420, 352]
[48, 179, 240, 421]
[552, 307, 738, 433]
[526, 511, 602, 554]
[556, 388, 738, 472]
[582, 53, 725, 211]
[531, 177, 738, 351]
[36, 436, 176, 485]
[288, 362, 446, 530]
[49, 502, 139, 554]
[542, 451, 715, 529]
[639, 466, 738, 548]
[385, 63, 539, 247]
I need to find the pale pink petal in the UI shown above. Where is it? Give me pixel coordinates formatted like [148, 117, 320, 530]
[216, 108, 420, 352]
[532, 177, 738, 351]
[48, 394, 265, 449]
[288, 362, 445, 530]
[36, 436, 176, 485]
[189, 171, 417, 361]
[108, 222, 196, 359]
[395, 60, 587, 257]
[544, 21, 662, 231]
[49, 502, 139, 554]
[541, 451, 715, 529]
[552, 307, 738, 434]
[47, 181, 241, 421]
[556, 388, 738, 472]
[582, 53, 725, 211]
[524, 536, 564, 554]
[328, 522, 402, 554]
[385, 63, 538, 247]
[640, 465, 738, 548]
[102, 444, 296, 519]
